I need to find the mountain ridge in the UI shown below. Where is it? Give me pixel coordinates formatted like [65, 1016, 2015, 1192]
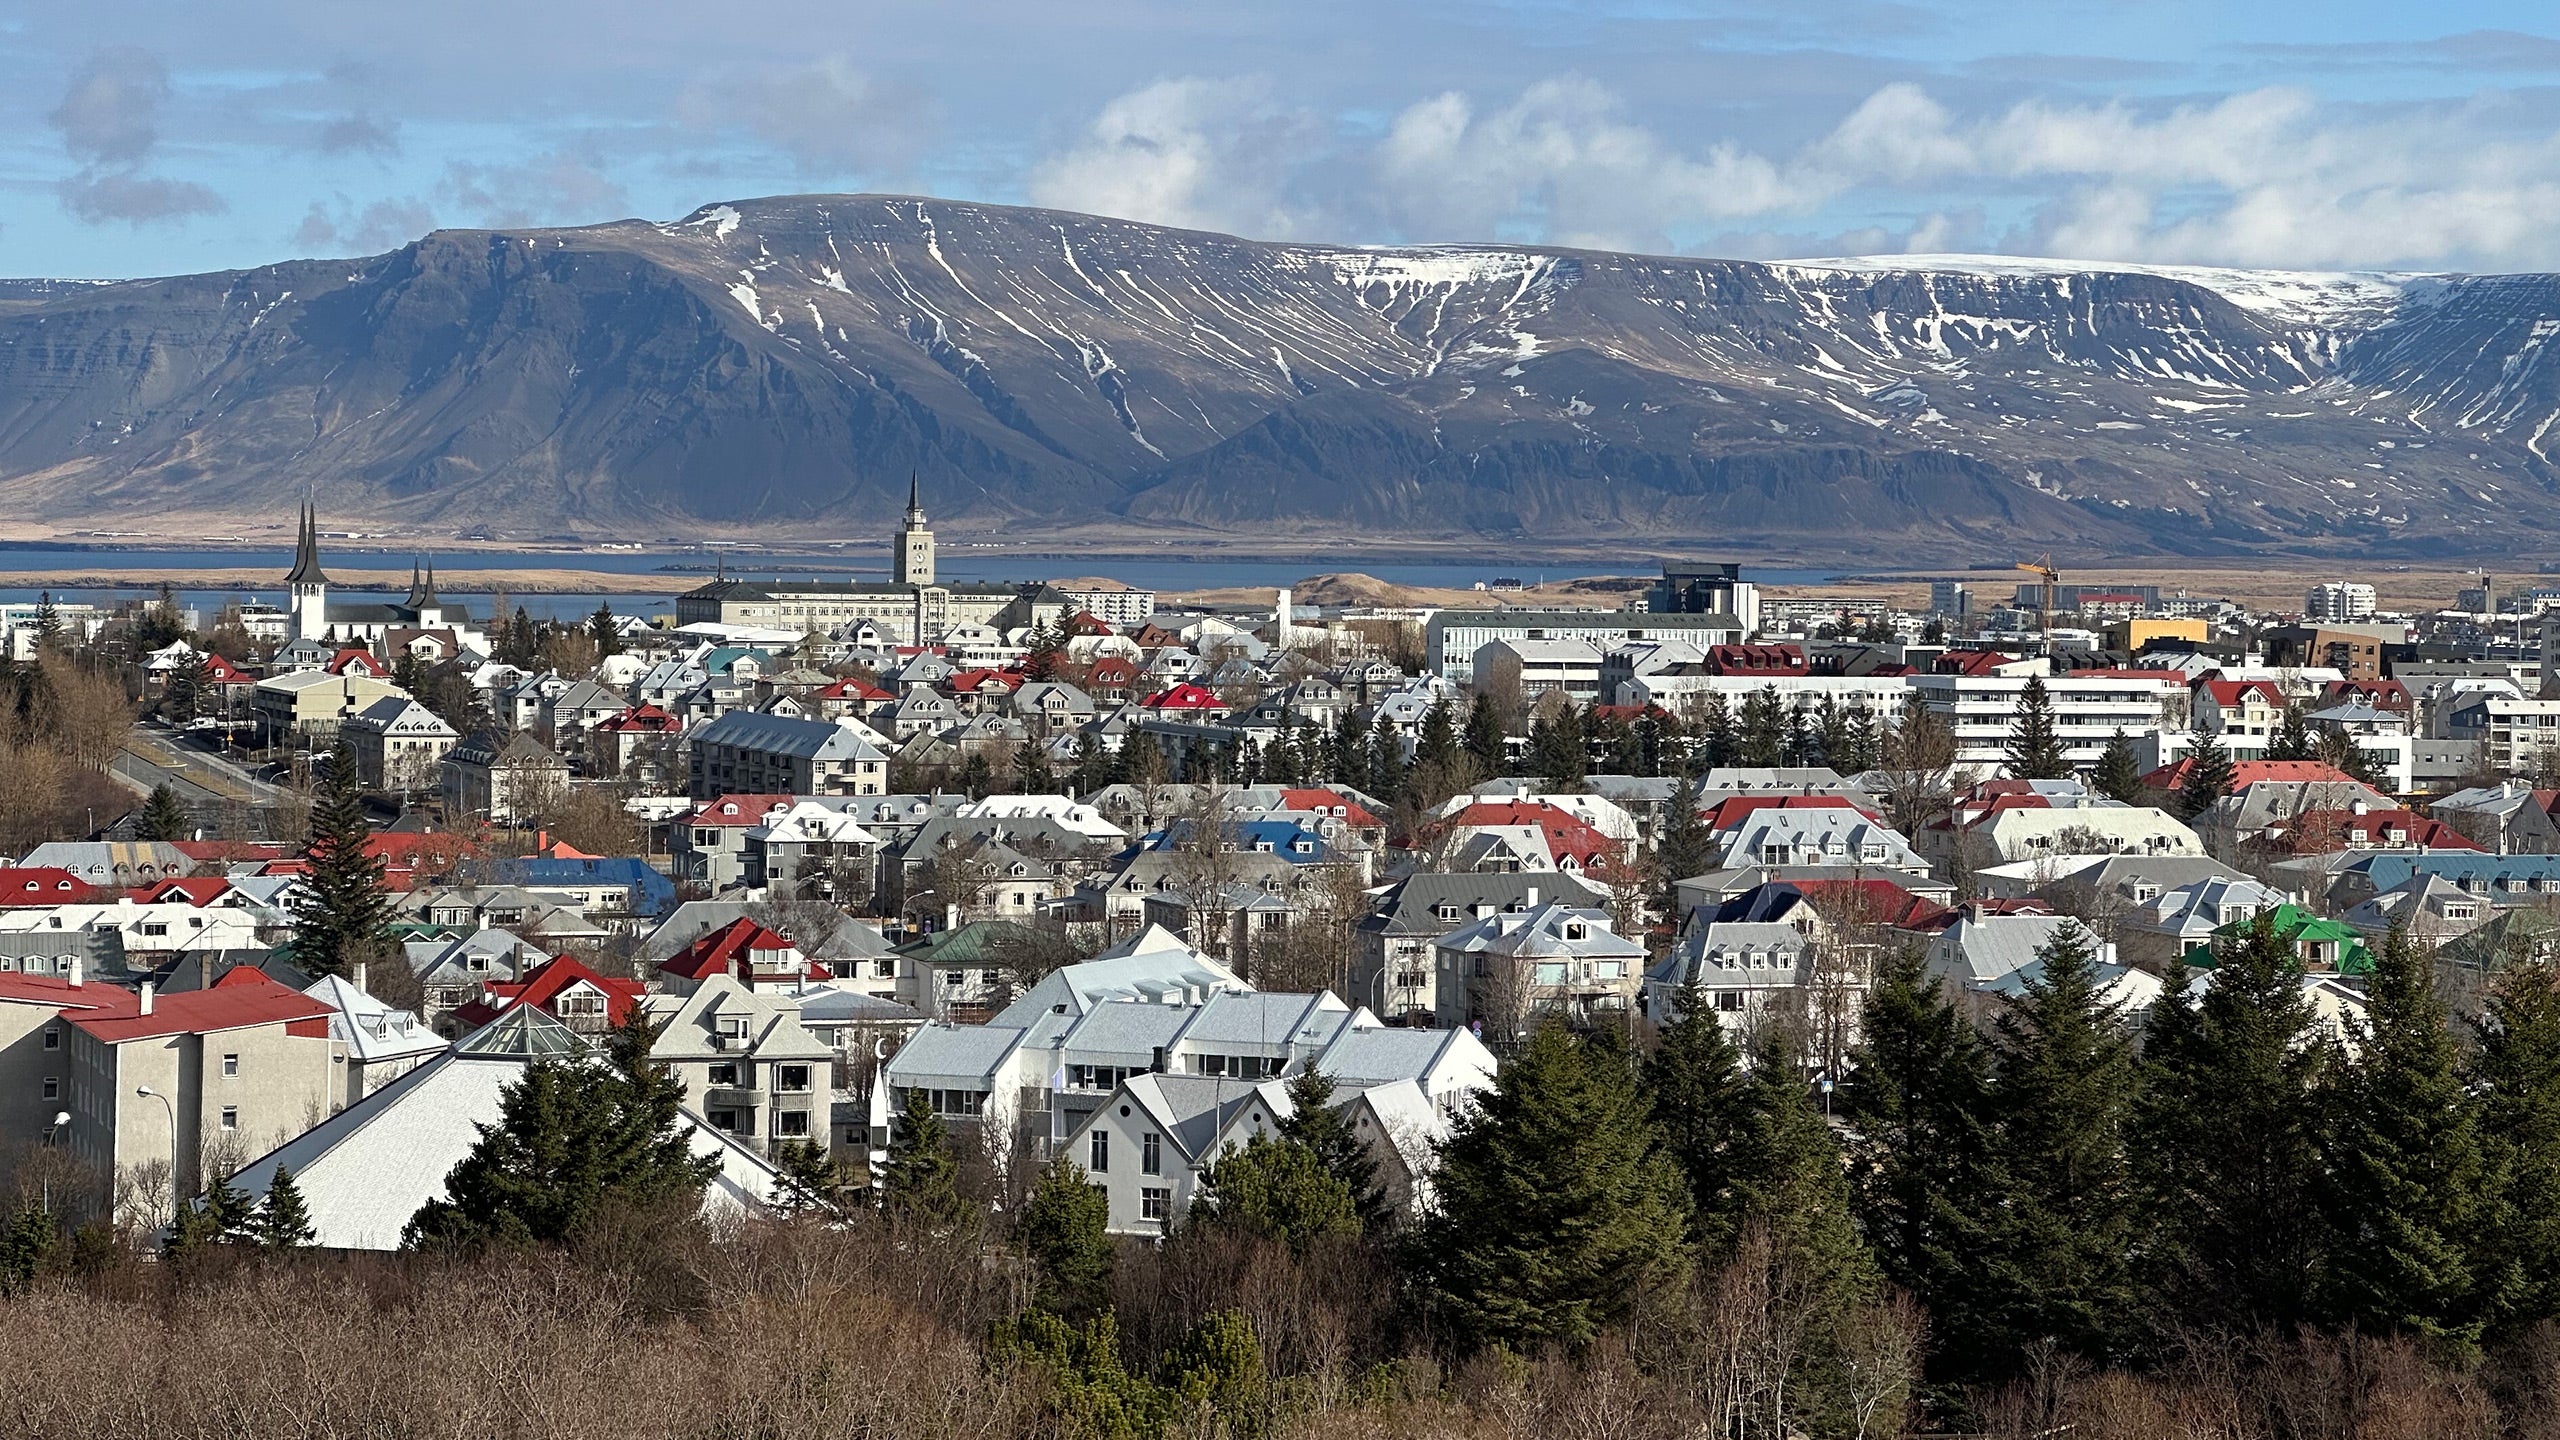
[3, 193, 2558, 560]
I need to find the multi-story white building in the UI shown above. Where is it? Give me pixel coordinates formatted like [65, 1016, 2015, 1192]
[1055, 586, 1157, 627]
[1427, 611, 1743, 685]
[1908, 668, 2183, 772]
[1473, 636, 1604, 701]
[2307, 582, 2378, 621]
[2446, 695, 2560, 775]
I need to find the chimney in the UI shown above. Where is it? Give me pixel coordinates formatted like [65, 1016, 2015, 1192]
[354, 962, 369, 995]
[139, 981, 155, 1016]
[1524, 885, 1540, 909]
[67, 953, 81, 989]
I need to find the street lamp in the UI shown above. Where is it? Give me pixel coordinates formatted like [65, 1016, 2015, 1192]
[135, 1086, 180, 1221]
[40, 1111, 69, 1215]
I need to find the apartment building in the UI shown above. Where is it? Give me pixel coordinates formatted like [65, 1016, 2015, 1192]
[686, 712, 890, 801]
[1908, 669, 2182, 771]
[644, 977, 836, 1155]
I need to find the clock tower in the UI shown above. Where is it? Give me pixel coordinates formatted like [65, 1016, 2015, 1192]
[893, 474, 935, 586]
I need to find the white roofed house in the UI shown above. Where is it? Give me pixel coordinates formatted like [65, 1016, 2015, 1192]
[743, 801, 877, 902]
[226, 1007, 779, 1250]
[1066, 1076, 1291, 1235]
[1430, 901, 1648, 1039]
[643, 977, 839, 1158]
[304, 972, 447, 1108]
[1644, 920, 1813, 1032]
[340, 697, 460, 793]
[1924, 912, 2157, 1023]
[1711, 809, 1932, 877]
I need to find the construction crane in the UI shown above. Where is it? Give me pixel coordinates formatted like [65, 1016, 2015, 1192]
[2015, 554, 2061, 633]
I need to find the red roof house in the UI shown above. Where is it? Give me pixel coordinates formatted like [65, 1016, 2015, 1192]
[451, 954, 646, 1033]
[656, 917, 827, 993]
[0, 867, 105, 907]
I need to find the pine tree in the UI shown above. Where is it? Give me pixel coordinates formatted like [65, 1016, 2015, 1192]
[1023, 620, 1065, 682]
[1017, 1158, 1114, 1320]
[1527, 704, 1587, 787]
[1640, 979, 1751, 1238]
[1417, 700, 1463, 777]
[1985, 923, 2138, 1364]
[203, 1172, 256, 1243]
[2266, 703, 2315, 762]
[2090, 729, 2144, 803]
[164, 652, 211, 722]
[1414, 1025, 1690, 1351]
[2472, 958, 2560, 1338]
[1189, 1134, 1359, 1253]
[2171, 725, 2237, 823]
[2002, 676, 2072, 780]
[1652, 777, 1714, 916]
[32, 592, 63, 655]
[1696, 691, 1737, 771]
[2130, 916, 2332, 1334]
[401, 1023, 721, 1249]
[287, 736, 392, 977]
[881, 1088, 971, 1233]
[1460, 694, 1503, 777]
[1841, 950, 2007, 1383]
[587, 605, 621, 657]
[1018, 740, 1057, 795]
[1277, 1068, 1386, 1232]
[254, 1164, 317, 1250]
[137, 783, 191, 842]
[772, 1139, 866, 1221]
[2324, 928, 2492, 1349]
[1737, 686, 1786, 767]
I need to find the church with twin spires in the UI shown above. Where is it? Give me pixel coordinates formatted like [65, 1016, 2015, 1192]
[282, 502, 486, 655]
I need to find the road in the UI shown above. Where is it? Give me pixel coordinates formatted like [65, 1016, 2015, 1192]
[115, 724, 288, 808]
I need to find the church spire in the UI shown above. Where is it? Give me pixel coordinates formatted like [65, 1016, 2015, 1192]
[284, 501, 329, 586]
[418, 558, 439, 607]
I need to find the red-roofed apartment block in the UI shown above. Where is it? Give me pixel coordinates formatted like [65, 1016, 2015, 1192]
[0, 965, 344, 1226]
[0, 868, 105, 907]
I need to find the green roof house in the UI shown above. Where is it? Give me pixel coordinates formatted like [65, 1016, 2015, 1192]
[2185, 903, 2375, 976]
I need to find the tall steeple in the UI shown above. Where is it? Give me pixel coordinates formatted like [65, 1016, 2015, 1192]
[284, 502, 331, 642]
[894, 472, 935, 587]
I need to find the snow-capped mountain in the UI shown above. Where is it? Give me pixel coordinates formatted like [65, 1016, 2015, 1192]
[3, 195, 2557, 557]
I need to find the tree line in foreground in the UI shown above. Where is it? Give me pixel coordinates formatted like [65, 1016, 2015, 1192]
[10, 918, 2560, 1437]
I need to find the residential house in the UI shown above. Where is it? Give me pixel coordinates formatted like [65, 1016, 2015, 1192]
[441, 731, 570, 824]
[1429, 901, 1646, 1036]
[686, 711, 891, 800]
[449, 953, 646, 1036]
[644, 977, 838, 1156]
[302, 973, 446, 1107]
[1351, 873, 1605, 1023]
[226, 1008, 778, 1249]
[340, 697, 460, 792]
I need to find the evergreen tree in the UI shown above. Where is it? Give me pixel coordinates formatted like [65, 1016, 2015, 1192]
[1331, 709, 1373, 795]
[1022, 620, 1065, 681]
[1841, 950, 2007, 1384]
[2324, 928, 2492, 1349]
[586, 605, 622, 658]
[1640, 980, 1751, 1239]
[1736, 686, 1786, 767]
[1696, 691, 1737, 771]
[203, 1172, 256, 1243]
[1017, 1158, 1114, 1321]
[2090, 729, 2145, 803]
[1526, 703, 1587, 787]
[1417, 700, 1463, 777]
[163, 652, 211, 722]
[2477, 958, 2560, 1338]
[1652, 777, 1714, 916]
[402, 1018, 720, 1249]
[772, 1139, 866, 1220]
[2130, 917, 2331, 1334]
[1277, 1068, 1386, 1233]
[137, 783, 191, 842]
[1460, 694, 1503, 777]
[1985, 923, 2138, 1363]
[2171, 725, 2238, 823]
[286, 736, 392, 977]
[1839, 705, 1881, 775]
[0, 1203, 57, 1296]
[1017, 740, 1057, 795]
[881, 1088, 971, 1232]
[1921, 615, 1949, 645]
[1188, 1134, 1359, 1254]
[253, 1164, 317, 1250]
[32, 592, 63, 654]
[1414, 1025, 1690, 1351]
[2002, 676, 2072, 780]
[2265, 703, 2315, 762]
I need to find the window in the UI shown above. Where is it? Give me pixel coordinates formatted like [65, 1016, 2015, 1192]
[709, 1108, 739, 1132]
[219, 1107, 238, 1131]
[873, 958, 896, 979]
[1141, 1187, 1170, 1221]
[41, 1029, 58, 1051]
[777, 1111, 809, 1138]
[222, 1054, 239, 1078]
[1716, 991, 1746, 1013]
[40, 1077, 57, 1100]
[1141, 1132, 1162, 1176]
[1090, 1130, 1109, 1173]
[140, 923, 168, 938]
[708, 1062, 739, 1087]
[775, 1065, 811, 1093]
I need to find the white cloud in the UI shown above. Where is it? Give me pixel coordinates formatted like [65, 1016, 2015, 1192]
[676, 57, 930, 176]
[46, 47, 227, 226]
[1025, 78, 1324, 237]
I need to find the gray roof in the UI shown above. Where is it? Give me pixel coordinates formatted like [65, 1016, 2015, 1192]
[1122, 1074, 1293, 1163]
[1926, 914, 2102, 989]
[691, 710, 889, 762]
[638, 901, 894, 962]
[1364, 871, 1607, 936]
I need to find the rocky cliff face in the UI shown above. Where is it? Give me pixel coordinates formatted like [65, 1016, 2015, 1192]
[3, 196, 2556, 557]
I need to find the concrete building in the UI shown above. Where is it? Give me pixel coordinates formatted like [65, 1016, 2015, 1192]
[341, 697, 460, 792]
[644, 976, 838, 1155]
[252, 670, 409, 744]
[440, 731, 570, 824]
[1429, 901, 1646, 1035]
[1427, 610, 1744, 685]
[1471, 636, 1605, 701]
[2307, 582, 2378, 621]
[1908, 669, 2182, 771]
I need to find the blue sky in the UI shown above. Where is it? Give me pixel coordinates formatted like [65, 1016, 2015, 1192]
[9, 1, 2560, 276]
